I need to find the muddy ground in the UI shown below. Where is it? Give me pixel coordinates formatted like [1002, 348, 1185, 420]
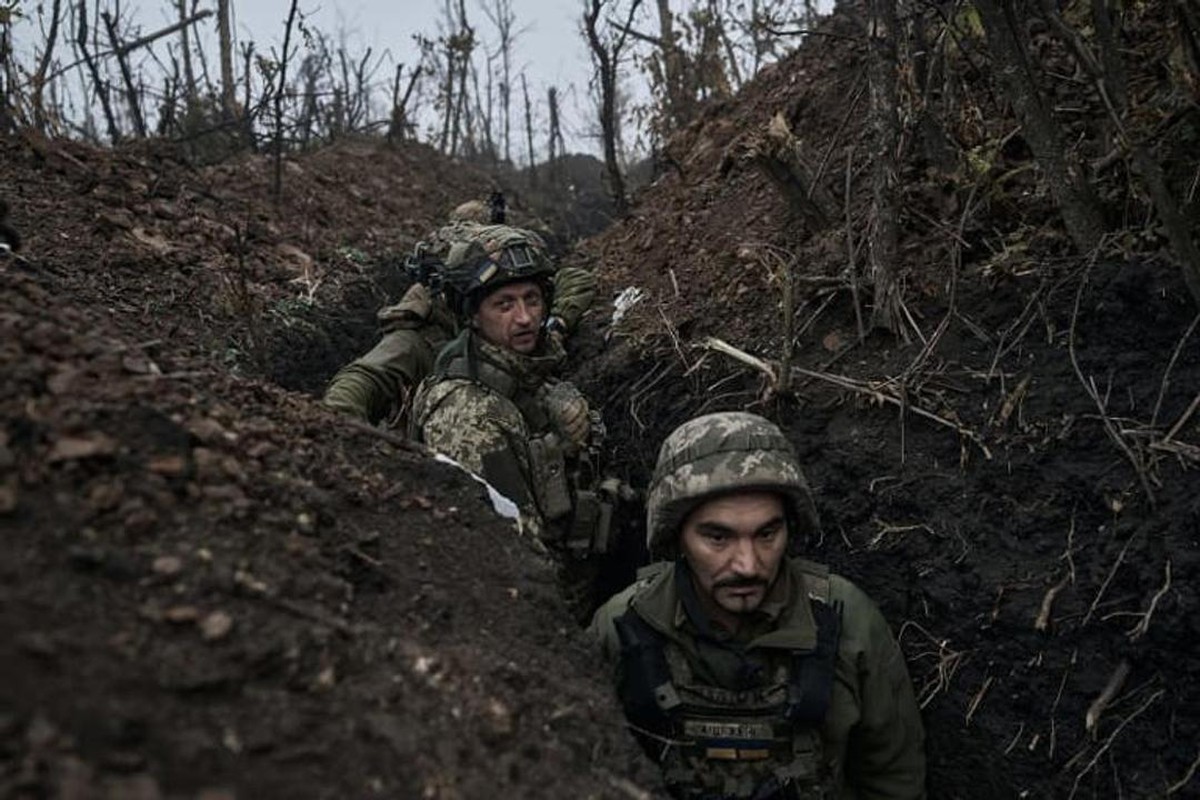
[3, 3, 1200, 799]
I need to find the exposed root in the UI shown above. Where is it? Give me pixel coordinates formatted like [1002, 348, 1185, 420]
[965, 675, 993, 727]
[1034, 573, 1070, 632]
[897, 621, 965, 709]
[1067, 688, 1164, 800]
[1167, 748, 1200, 795]
[1084, 659, 1131, 735]
[1125, 560, 1172, 642]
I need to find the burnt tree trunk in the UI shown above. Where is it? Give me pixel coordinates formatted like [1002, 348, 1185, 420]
[584, 0, 642, 216]
[102, 11, 146, 138]
[521, 72, 537, 186]
[217, 0, 237, 123]
[866, 0, 904, 337]
[974, 0, 1105, 253]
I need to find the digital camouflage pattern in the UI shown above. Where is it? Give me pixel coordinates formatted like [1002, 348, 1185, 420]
[322, 223, 596, 424]
[590, 412, 926, 800]
[409, 331, 571, 542]
[646, 411, 821, 556]
[589, 558, 927, 800]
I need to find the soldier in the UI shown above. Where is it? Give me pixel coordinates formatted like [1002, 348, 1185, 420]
[590, 412, 926, 800]
[408, 227, 627, 620]
[321, 217, 595, 426]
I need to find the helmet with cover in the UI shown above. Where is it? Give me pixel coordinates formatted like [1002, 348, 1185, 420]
[645, 412, 821, 558]
[441, 225, 556, 317]
[448, 199, 489, 223]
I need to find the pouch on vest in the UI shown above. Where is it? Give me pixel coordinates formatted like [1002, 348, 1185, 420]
[565, 475, 629, 555]
[526, 434, 573, 523]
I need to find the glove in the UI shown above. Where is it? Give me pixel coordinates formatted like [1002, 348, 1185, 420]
[544, 315, 568, 351]
[540, 381, 591, 452]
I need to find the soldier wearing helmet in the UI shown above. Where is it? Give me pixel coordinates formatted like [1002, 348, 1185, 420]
[590, 412, 926, 800]
[408, 226, 624, 621]
[321, 218, 596, 426]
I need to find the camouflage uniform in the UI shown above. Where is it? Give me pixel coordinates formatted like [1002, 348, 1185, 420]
[407, 230, 621, 620]
[322, 223, 596, 424]
[590, 412, 926, 800]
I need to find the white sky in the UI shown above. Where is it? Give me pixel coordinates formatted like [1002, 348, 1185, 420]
[13, 1, 831, 159]
[135, 0, 615, 155]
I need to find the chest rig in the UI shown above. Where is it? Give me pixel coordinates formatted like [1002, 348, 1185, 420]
[614, 564, 842, 800]
[417, 332, 616, 555]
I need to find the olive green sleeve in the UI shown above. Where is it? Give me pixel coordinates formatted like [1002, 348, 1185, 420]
[587, 582, 639, 662]
[835, 578, 927, 800]
[551, 266, 597, 333]
[322, 328, 438, 423]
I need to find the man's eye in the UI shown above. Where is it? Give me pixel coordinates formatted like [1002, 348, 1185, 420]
[702, 531, 728, 544]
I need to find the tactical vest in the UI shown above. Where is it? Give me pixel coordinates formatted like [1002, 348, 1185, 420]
[614, 562, 842, 800]
[415, 332, 616, 554]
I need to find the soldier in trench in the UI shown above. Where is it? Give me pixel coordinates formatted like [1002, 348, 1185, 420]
[406, 225, 634, 621]
[591, 412, 926, 800]
[322, 200, 596, 427]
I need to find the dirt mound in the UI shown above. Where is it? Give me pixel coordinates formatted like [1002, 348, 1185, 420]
[0, 138, 654, 797]
[569, 5, 1200, 800]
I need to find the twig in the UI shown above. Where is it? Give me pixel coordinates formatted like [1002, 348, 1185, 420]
[1163, 391, 1200, 444]
[1150, 312, 1200, 429]
[1035, 573, 1071, 631]
[1085, 659, 1131, 734]
[1167, 748, 1200, 795]
[1068, 688, 1164, 800]
[1126, 560, 1172, 641]
[1081, 531, 1137, 627]
[965, 675, 993, 726]
[845, 149, 866, 343]
[1048, 650, 1076, 760]
[702, 336, 778, 388]
[1068, 261, 1156, 506]
[593, 770, 654, 800]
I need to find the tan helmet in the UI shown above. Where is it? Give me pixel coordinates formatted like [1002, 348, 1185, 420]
[448, 199, 489, 224]
[646, 412, 821, 557]
[441, 225, 555, 316]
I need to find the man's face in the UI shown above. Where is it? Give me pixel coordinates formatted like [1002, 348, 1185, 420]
[679, 491, 789, 629]
[472, 280, 545, 354]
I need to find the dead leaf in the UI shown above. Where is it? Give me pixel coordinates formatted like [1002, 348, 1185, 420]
[199, 611, 234, 641]
[163, 606, 201, 623]
[147, 454, 188, 477]
[0, 479, 18, 514]
[129, 227, 172, 255]
[822, 331, 843, 352]
[48, 434, 117, 463]
[152, 555, 184, 576]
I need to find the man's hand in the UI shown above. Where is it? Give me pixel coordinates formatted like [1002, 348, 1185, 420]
[540, 381, 590, 451]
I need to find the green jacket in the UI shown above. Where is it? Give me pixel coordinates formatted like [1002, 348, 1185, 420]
[322, 265, 597, 424]
[589, 559, 926, 800]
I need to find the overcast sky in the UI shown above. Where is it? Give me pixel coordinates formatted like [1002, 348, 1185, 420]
[152, 0, 610, 155]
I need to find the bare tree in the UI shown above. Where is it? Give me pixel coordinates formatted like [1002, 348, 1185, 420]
[30, 0, 64, 132]
[547, 85, 566, 183]
[521, 71, 536, 184]
[273, 0, 301, 205]
[216, 0, 237, 122]
[865, 0, 904, 336]
[974, 0, 1105, 254]
[584, 0, 644, 215]
[481, 0, 518, 165]
[175, 0, 198, 100]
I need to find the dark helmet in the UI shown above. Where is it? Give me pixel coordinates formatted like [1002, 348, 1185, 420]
[646, 412, 821, 559]
[441, 225, 556, 316]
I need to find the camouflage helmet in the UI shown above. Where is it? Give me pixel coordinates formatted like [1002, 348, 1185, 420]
[448, 199, 489, 224]
[646, 412, 821, 557]
[441, 224, 555, 316]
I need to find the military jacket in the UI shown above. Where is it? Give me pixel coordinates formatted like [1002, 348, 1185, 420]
[322, 265, 597, 424]
[409, 330, 579, 543]
[590, 559, 926, 800]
